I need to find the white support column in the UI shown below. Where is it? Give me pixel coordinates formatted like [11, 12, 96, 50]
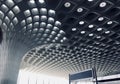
[0, 36, 29, 84]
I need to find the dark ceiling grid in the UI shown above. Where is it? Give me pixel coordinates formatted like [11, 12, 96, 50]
[0, 0, 120, 79]
[21, 0, 120, 78]
[23, 43, 120, 77]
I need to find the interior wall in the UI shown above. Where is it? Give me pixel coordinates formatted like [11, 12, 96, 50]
[17, 70, 68, 84]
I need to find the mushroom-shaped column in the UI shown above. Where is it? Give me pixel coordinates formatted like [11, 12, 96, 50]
[0, 0, 67, 84]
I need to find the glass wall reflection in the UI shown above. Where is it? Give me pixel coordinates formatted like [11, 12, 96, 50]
[71, 79, 94, 84]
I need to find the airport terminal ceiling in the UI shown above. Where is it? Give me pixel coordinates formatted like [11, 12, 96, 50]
[0, 0, 120, 82]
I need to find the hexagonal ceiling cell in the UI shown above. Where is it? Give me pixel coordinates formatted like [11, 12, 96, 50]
[0, 0, 120, 83]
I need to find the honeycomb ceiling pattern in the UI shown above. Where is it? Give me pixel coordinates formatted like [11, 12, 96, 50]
[22, 0, 120, 78]
[0, 0, 120, 79]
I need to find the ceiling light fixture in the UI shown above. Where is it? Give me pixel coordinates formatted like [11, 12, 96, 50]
[105, 31, 110, 34]
[29, 0, 35, 4]
[79, 21, 85, 25]
[99, 2, 107, 8]
[98, 17, 104, 21]
[80, 31, 85, 34]
[88, 24, 94, 28]
[39, 0, 45, 4]
[72, 28, 77, 31]
[64, 2, 71, 8]
[97, 28, 103, 31]
[77, 8, 83, 13]
[89, 33, 94, 36]
[88, 0, 93, 2]
[107, 21, 113, 25]
[96, 36, 101, 39]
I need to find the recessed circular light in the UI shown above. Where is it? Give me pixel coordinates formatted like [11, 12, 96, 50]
[81, 31, 85, 34]
[64, 2, 71, 8]
[96, 42, 100, 45]
[96, 36, 101, 39]
[60, 40, 64, 43]
[52, 40, 56, 42]
[98, 17, 104, 21]
[29, 0, 35, 4]
[99, 2, 107, 8]
[88, 24, 94, 28]
[77, 8, 83, 13]
[63, 37, 67, 40]
[79, 21, 85, 25]
[89, 33, 94, 36]
[57, 34, 61, 37]
[97, 28, 103, 31]
[55, 37, 59, 40]
[88, 0, 93, 2]
[72, 28, 77, 31]
[105, 31, 110, 34]
[107, 21, 113, 25]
